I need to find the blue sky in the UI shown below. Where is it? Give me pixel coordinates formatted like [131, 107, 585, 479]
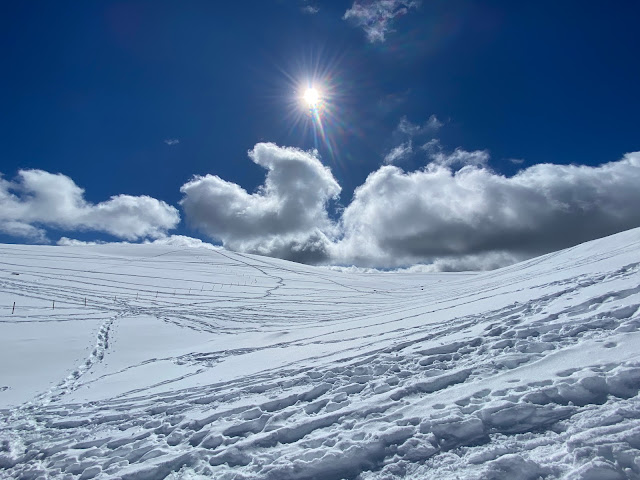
[1, 1, 639, 270]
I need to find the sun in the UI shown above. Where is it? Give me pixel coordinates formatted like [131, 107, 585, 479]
[273, 49, 351, 163]
[303, 87, 321, 109]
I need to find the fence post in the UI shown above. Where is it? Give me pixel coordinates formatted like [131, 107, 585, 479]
[12, 302, 15, 314]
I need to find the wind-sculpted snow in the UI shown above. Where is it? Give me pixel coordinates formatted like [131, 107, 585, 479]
[1, 229, 640, 479]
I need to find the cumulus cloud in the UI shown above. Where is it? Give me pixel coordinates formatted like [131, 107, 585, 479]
[181, 143, 640, 271]
[164, 138, 180, 146]
[0, 170, 180, 243]
[343, 0, 420, 43]
[334, 152, 640, 268]
[180, 143, 341, 263]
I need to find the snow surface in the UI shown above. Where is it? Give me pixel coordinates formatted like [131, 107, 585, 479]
[1, 228, 640, 479]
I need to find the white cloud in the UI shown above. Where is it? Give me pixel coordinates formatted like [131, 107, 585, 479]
[164, 138, 180, 146]
[343, 0, 420, 43]
[0, 170, 180, 243]
[397, 115, 442, 136]
[384, 115, 441, 164]
[384, 141, 413, 164]
[301, 4, 319, 14]
[180, 143, 341, 263]
[57, 235, 221, 251]
[333, 152, 640, 268]
[57, 237, 107, 246]
[146, 235, 221, 250]
[421, 138, 442, 155]
[429, 148, 490, 169]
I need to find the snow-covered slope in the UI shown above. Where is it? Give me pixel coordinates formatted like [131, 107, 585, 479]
[1, 228, 639, 480]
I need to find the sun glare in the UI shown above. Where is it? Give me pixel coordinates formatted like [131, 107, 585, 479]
[276, 51, 350, 164]
[303, 87, 321, 109]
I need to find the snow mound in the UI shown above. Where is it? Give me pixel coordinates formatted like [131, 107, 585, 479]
[1, 228, 640, 479]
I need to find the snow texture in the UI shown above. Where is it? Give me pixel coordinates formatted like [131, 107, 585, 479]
[1, 227, 640, 479]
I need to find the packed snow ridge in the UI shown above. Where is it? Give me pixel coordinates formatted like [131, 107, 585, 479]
[1, 228, 640, 480]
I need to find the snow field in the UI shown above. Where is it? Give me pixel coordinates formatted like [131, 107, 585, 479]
[1, 229, 640, 479]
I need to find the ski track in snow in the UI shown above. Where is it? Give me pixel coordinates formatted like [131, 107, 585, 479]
[0, 230, 640, 479]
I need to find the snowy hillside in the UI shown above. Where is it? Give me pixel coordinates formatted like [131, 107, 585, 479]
[1, 228, 640, 480]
